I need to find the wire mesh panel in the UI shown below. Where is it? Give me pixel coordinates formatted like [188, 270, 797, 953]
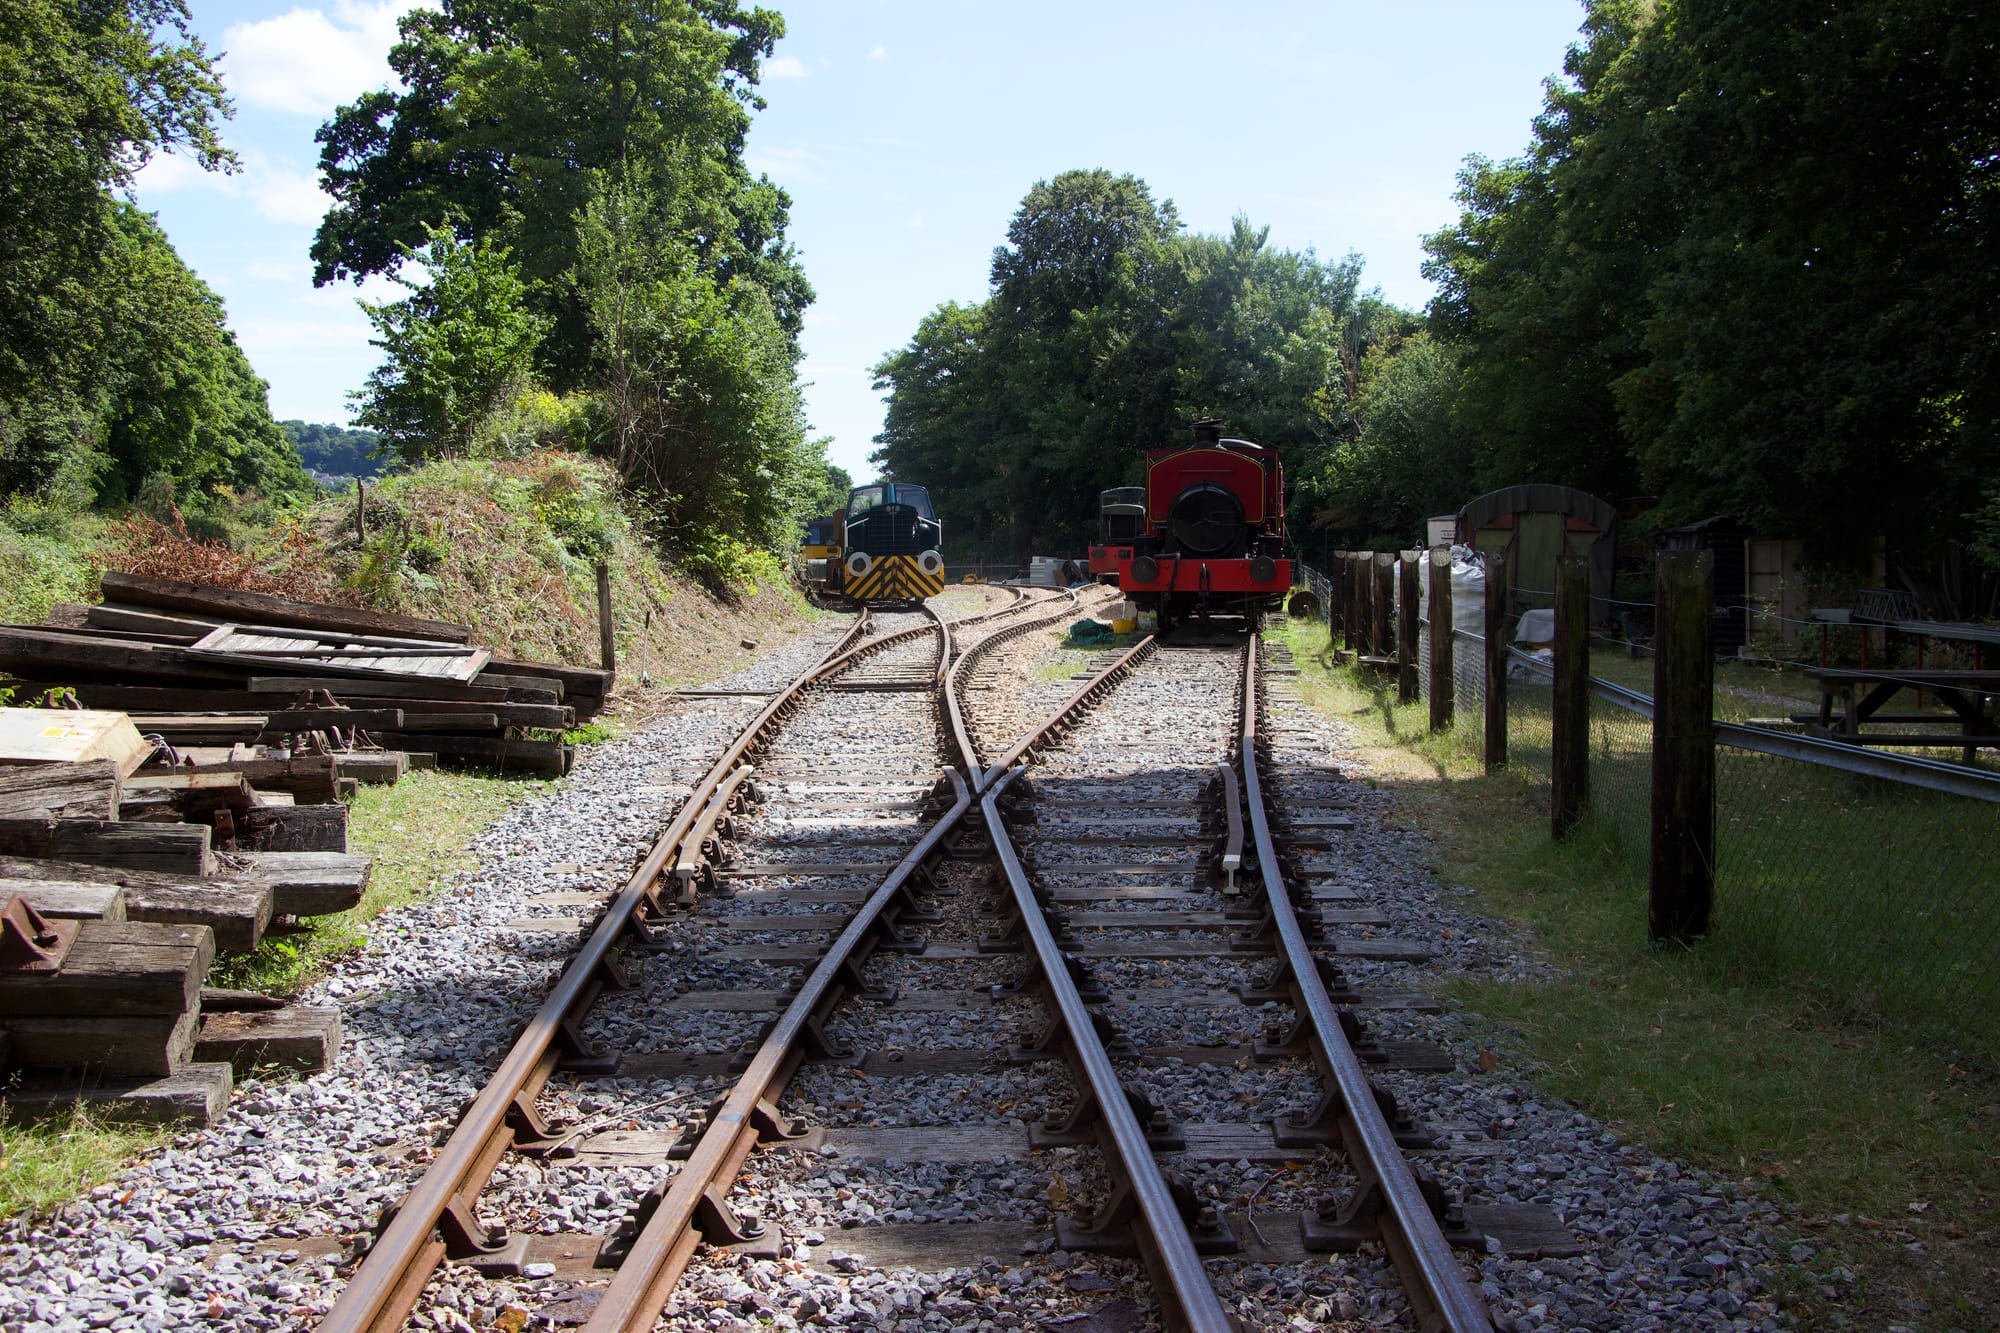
[1713, 744, 2000, 1060]
[1588, 691, 1653, 879]
[1507, 673, 1554, 800]
[1451, 629, 1487, 756]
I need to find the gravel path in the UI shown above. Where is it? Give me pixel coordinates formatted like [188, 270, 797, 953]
[0, 613, 1794, 1333]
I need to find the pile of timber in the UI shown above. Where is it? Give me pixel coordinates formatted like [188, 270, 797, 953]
[0, 571, 613, 776]
[0, 743, 352, 1125]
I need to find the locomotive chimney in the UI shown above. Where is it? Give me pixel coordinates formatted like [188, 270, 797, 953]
[1192, 418, 1223, 446]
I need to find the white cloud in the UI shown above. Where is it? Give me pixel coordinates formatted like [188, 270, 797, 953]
[221, 1, 425, 117]
[132, 148, 333, 228]
[766, 54, 807, 78]
[234, 315, 376, 352]
[866, 44, 888, 60]
[909, 215, 926, 230]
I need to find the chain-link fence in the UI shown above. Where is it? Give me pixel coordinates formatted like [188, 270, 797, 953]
[1713, 741, 2000, 1058]
[1296, 556, 2000, 1061]
[1587, 687, 1653, 880]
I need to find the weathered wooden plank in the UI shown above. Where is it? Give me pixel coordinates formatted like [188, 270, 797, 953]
[0, 1061, 232, 1126]
[370, 732, 572, 775]
[194, 1006, 341, 1072]
[0, 758, 120, 820]
[0, 878, 125, 920]
[333, 752, 407, 786]
[0, 850, 366, 920]
[245, 675, 508, 702]
[121, 878, 271, 953]
[82, 604, 221, 641]
[231, 851, 370, 916]
[2, 1009, 200, 1076]
[487, 656, 611, 698]
[242, 803, 348, 853]
[157, 756, 338, 804]
[0, 819, 213, 875]
[100, 571, 471, 643]
[0, 919, 213, 1017]
[0, 628, 246, 686]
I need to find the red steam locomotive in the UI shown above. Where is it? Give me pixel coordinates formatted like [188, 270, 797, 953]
[1087, 420, 1291, 630]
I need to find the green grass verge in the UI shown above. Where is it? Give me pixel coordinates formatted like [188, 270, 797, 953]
[0, 1110, 170, 1219]
[1275, 618, 2000, 1331]
[210, 767, 547, 996]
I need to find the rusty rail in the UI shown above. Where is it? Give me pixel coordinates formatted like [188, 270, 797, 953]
[581, 769, 973, 1329]
[968, 634, 1238, 1332]
[320, 607, 904, 1333]
[1236, 645, 1494, 1333]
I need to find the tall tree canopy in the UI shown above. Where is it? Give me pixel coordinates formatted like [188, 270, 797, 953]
[873, 171, 1394, 561]
[315, 0, 827, 576]
[0, 0, 302, 507]
[1424, 0, 2000, 570]
[313, 0, 809, 385]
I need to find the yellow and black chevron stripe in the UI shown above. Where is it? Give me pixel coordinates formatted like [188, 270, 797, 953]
[845, 553, 946, 603]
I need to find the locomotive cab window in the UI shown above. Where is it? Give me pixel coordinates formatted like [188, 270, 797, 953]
[847, 486, 885, 515]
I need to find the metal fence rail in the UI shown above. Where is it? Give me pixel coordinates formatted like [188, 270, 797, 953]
[1318, 560, 2000, 1060]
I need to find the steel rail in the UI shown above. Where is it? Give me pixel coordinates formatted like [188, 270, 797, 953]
[322, 607, 895, 1333]
[944, 587, 1084, 776]
[961, 631, 1238, 1332]
[580, 768, 974, 1330]
[980, 763, 1236, 1333]
[562, 587, 1073, 1328]
[1236, 645, 1494, 1333]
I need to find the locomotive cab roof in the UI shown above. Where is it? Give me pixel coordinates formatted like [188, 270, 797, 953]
[847, 482, 936, 520]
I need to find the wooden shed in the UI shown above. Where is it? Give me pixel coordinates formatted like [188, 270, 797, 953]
[1456, 485, 1617, 618]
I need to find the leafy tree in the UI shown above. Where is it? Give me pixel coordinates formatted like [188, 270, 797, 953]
[312, 0, 807, 384]
[353, 227, 546, 462]
[91, 205, 312, 507]
[575, 179, 822, 562]
[1319, 333, 1474, 540]
[811, 462, 851, 517]
[283, 422, 385, 479]
[0, 0, 237, 498]
[874, 174, 1387, 560]
[1424, 0, 2000, 570]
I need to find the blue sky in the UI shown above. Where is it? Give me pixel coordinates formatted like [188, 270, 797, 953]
[133, 1, 1589, 480]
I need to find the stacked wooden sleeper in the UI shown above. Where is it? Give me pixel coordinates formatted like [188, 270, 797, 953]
[0, 570, 611, 777]
[0, 745, 349, 1125]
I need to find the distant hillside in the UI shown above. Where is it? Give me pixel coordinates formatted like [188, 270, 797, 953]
[282, 421, 386, 481]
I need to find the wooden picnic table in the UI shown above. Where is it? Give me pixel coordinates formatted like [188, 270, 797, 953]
[1798, 667, 2000, 761]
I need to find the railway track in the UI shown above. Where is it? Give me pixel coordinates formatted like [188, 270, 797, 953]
[322, 597, 1521, 1332]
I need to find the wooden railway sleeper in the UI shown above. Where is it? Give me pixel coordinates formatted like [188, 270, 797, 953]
[1239, 953, 1363, 1006]
[670, 1094, 803, 1161]
[1304, 1158, 1485, 1254]
[596, 1180, 767, 1268]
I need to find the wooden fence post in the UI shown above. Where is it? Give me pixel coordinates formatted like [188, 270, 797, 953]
[1397, 552, 1419, 703]
[354, 479, 366, 542]
[595, 561, 616, 677]
[1550, 553, 1590, 836]
[1360, 548, 1376, 652]
[1650, 549, 1715, 941]
[1372, 553, 1394, 664]
[1427, 547, 1454, 732]
[1335, 554, 1353, 651]
[1484, 549, 1509, 771]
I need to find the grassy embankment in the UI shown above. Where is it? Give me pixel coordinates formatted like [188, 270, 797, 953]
[0, 454, 827, 1213]
[1274, 618, 1998, 1332]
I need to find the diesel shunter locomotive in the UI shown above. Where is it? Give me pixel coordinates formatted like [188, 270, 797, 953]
[1088, 420, 1290, 629]
[838, 481, 945, 605]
